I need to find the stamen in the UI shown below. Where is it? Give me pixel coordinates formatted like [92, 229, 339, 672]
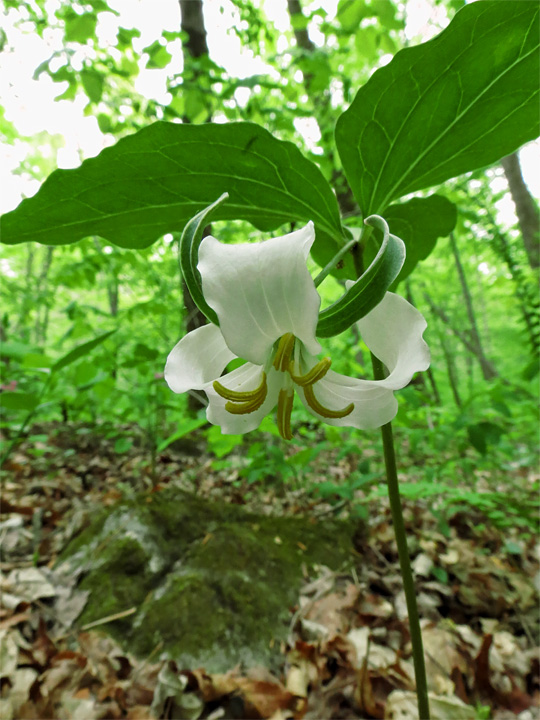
[290, 357, 332, 386]
[224, 394, 266, 414]
[214, 372, 267, 402]
[303, 384, 354, 419]
[277, 389, 294, 440]
[213, 372, 268, 415]
[273, 333, 296, 372]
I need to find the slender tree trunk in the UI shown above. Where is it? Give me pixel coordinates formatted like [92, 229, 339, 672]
[423, 291, 499, 381]
[16, 246, 35, 341]
[405, 282, 441, 404]
[501, 152, 540, 269]
[179, 0, 207, 57]
[287, 0, 315, 49]
[448, 232, 497, 380]
[469, 192, 539, 356]
[179, 0, 211, 413]
[107, 275, 119, 317]
[438, 328, 462, 408]
[34, 247, 54, 344]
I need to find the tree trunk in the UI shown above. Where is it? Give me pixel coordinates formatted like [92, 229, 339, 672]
[405, 282, 441, 404]
[34, 247, 54, 344]
[501, 152, 540, 269]
[16, 246, 35, 341]
[179, 0, 211, 413]
[438, 328, 462, 408]
[468, 191, 539, 357]
[179, 0, 208, 57]
[287, 0, 315, 50]
[448, 232, 497, 381]
[285, 0, 359, 221]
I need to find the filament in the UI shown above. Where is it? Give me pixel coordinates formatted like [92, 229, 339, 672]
[290, 357, 331, 386]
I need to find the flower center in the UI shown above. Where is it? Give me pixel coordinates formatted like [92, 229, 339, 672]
[213, 333, 354, 440]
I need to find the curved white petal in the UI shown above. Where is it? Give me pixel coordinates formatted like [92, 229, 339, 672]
[198, 223, 322, 366]
[205, 365, 282, 435]
[297, 370, 399, 429]
[165, 323, 236, 393]
[357, 292, 430, 389]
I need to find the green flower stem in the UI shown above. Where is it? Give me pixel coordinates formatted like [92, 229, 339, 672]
[371, 353, 431, 720]
[313, 236, 358, 288]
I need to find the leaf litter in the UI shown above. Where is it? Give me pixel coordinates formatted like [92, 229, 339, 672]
[0, 422, 538, 719]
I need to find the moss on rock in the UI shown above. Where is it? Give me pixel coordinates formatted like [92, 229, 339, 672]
[58, 488, 355, 671]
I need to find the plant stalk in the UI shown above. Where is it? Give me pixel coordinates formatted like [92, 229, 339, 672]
[313, 236, 358, 288]
[371, 353, 430, 719]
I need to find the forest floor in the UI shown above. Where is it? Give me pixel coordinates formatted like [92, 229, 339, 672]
[0, 421, 539, 720]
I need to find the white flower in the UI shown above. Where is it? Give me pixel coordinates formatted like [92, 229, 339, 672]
[165, 222, 430, 439]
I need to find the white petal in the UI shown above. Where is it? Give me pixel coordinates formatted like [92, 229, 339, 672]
[164, 323, 236, 393]
[205, 365, 281, 435]
[198, 223, 322, 366]
[357, 292, 430, 389]
[297, 370, 399, 429]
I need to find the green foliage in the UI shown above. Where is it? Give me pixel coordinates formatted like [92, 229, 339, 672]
[0, 122, 345, 251]
[466, 421, 504, 455]
[336, 1, 539, 215]
[384, 195, 458, 284]
[52, 330, 116, 373]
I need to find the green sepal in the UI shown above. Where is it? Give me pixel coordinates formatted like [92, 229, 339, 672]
[316, 215, 405, 338]
[179, 194, 229, 326]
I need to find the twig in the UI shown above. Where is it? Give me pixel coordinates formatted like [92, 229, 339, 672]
[80, 606, 136, 630]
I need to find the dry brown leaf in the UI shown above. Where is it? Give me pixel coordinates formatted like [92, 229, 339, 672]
[235, 676, 299, 718]
[384, 690, 476, 719]
[303, 582, 358, 636]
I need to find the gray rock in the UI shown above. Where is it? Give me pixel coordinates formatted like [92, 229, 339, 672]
[57, 488, 354, 671]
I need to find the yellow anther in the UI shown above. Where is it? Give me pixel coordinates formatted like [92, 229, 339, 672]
[277, 389, 294, 440]
[273, 333, 296, 372]
[289, 357, 332, 386]
[303, 384, 354, 419]
[214, 372, 268, 415]
[224, 396, 266, 414]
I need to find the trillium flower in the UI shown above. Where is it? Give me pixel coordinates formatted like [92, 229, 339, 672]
[165, 223, 430, 440]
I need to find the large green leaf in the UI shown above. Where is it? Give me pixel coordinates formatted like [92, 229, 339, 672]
[0, 122, 345, 251]
[336, 1, 539, 216]
[384, 195, 457, 283]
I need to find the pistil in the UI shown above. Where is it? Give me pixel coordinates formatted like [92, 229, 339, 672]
[273, 333, 296, 372]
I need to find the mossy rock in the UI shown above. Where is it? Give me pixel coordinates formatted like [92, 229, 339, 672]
[58, 488, 355, 671]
